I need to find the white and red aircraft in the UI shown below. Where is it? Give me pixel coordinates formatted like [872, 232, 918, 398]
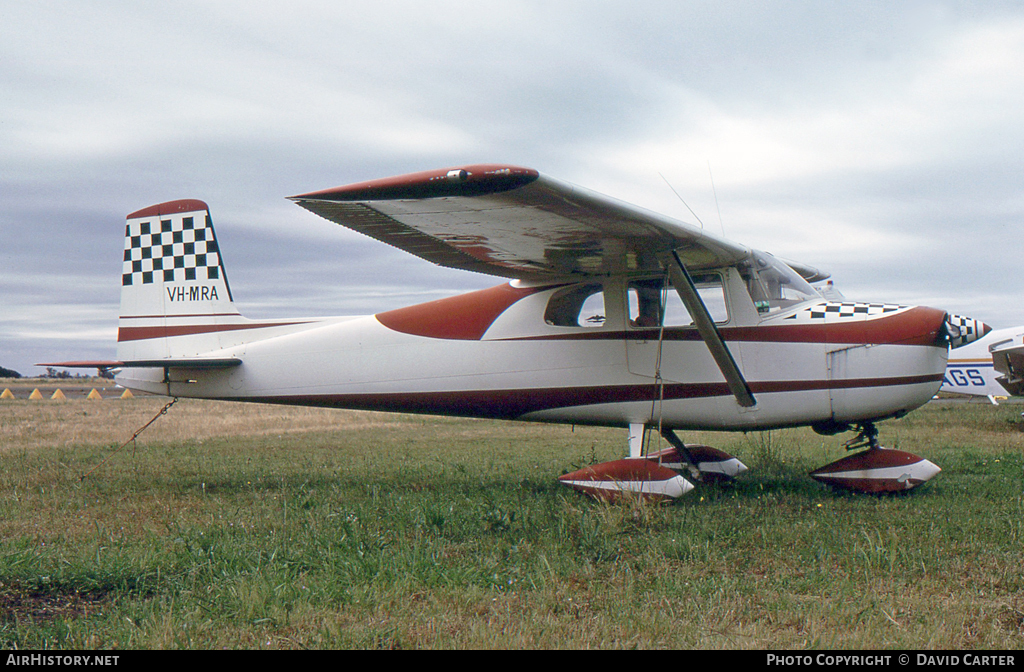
[47, 164, 990, 498]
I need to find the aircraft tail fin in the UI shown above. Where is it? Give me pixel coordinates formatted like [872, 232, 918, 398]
[118, 199, 240, 362]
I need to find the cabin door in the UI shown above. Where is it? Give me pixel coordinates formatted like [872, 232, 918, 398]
[624, 273, 729, 383]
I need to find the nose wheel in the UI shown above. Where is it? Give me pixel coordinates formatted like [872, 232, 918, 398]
[843, 422, 881, 451]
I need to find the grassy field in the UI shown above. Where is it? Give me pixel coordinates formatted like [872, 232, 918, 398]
[1, 385, 1023, 649]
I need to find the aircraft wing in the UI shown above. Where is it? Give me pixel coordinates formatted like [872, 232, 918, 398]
[990, 336, 1024, 396]
[290, 164, 829, 282]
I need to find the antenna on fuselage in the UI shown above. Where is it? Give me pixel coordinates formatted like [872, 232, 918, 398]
[708, 161, 726, 238]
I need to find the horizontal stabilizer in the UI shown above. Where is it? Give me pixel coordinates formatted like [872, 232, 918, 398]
[39, 358, 242, 369]
[36, 360, 123, 369]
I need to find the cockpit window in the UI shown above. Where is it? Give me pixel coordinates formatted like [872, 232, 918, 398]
[739, 252, 820, 314]
[544, 283, 606, 328]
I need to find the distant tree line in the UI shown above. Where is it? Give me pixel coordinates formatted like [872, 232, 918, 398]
[0, 365, 113, 379]
[42, 367, 114, 380]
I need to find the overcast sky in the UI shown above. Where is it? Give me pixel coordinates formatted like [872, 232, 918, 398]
[2, 1, 1023, 375]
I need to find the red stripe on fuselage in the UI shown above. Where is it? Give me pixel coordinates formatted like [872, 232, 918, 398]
[117, 321, 312, 342]
[120, 312, 240, 320]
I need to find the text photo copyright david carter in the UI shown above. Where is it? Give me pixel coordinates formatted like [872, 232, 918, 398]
[766, 654, 1016, 667]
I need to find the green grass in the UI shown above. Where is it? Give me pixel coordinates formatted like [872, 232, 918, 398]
[1, 398, 1023, 648]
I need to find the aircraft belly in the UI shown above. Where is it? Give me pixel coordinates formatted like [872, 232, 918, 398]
[520, 388, 834, 429]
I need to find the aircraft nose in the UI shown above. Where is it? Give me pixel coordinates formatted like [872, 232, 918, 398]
[946, 314, 991, 348]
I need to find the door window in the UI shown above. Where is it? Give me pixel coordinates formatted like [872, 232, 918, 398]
[627, 274, 728, 327]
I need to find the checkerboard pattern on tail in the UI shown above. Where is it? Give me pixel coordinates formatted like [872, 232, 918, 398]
[122, 213, 222, 286]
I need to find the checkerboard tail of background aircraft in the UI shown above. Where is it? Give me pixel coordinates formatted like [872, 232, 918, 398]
[41, 164, 991, 498]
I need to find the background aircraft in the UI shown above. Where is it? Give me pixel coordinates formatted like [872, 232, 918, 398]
[940, 326, 1024, 402]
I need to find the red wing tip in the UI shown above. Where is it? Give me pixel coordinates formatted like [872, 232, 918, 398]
[289, 164, 540, 202]
[36, 361, 123, 368]
[127, 199, 209, 220]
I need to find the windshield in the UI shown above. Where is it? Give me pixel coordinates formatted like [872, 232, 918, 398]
[739, 252, 820, 314]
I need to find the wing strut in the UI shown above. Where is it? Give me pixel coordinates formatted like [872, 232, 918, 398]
[666, 250, 757, 408]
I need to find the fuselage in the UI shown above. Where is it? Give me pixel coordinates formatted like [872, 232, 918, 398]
[116, 270, 951, 432]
